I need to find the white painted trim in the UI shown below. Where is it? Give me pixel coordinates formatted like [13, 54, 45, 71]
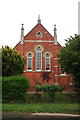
[54, 58, 58, 60]
[34, 44, 44, 51]
[23, 70, 54, 72]
[35, 70, 42, 72]
[60, 73, 66, 76]
[27, 70, 32, 71]
[43, 51, 52, 57]
[54, 75, 69, 77]
[26, 51, 34, 57]
[54, 66, 58, 67]
[24, 40, 54, 42]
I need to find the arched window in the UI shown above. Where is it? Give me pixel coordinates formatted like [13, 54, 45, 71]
[27, 53, 32, 71]
[36, 47, 42, 70]
[45, 53, 50, 70]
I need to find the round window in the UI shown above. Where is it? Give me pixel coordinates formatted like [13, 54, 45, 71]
[36, 31, 42, 37]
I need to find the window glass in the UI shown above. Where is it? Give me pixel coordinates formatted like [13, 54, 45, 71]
[46, 53, 50, 70]
[36, 47, 42, 70]
[28, 53, 32, 70]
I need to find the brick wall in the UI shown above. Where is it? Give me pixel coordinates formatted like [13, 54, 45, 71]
[15, 23, 74, 92]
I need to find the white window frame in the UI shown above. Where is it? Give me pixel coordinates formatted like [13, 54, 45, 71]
[27, 53, 32, 71]
[45, 54, 51, 71]
[36, 47, 42, 71]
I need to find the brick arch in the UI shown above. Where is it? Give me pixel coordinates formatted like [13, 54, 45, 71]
[26, 50, 34, 57]
[34, 44, 44, 51]
[43, 51, 52, 57]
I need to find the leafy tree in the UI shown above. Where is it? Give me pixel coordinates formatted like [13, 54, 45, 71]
[58, 34, 80, 88]
[2, 46, 26, 76]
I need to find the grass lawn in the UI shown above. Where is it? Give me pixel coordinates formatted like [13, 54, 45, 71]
[2, 103, 80, 114]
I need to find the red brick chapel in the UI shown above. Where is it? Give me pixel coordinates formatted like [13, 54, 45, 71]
[15, 16, 74, 92]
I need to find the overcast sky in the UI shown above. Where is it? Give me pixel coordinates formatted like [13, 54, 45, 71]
[0, 0, 79, 48]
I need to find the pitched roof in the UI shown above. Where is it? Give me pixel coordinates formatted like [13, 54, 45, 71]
[24, 23, 54, 41]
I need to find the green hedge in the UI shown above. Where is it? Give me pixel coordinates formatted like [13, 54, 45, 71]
[35, 84, 64, 101]
[2, 76, 30, 103]
[36, 84, 64, 92]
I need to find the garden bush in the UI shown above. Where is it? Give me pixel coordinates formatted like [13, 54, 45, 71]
[36, 84, 64, 92]
[2, 76, 30, 103]
[36, 84, 64, 102]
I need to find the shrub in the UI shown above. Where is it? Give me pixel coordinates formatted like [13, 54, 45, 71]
[36, 84, 42, 92]
[36, 84, 64, 102]
[36, 84, 64, 92]
[2, 76, 30, 103]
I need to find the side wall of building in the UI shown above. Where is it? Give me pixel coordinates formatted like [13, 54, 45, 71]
[15, 41, 74, 92]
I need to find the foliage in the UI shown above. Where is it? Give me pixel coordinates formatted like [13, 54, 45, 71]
[36, 84, 64, 92]
[2, 46, 26, 76]
[2, 76, 30, 103]
[36, 84, 64, 101]
[58, 34, 80, 88]
[26, 92, 79, 104]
